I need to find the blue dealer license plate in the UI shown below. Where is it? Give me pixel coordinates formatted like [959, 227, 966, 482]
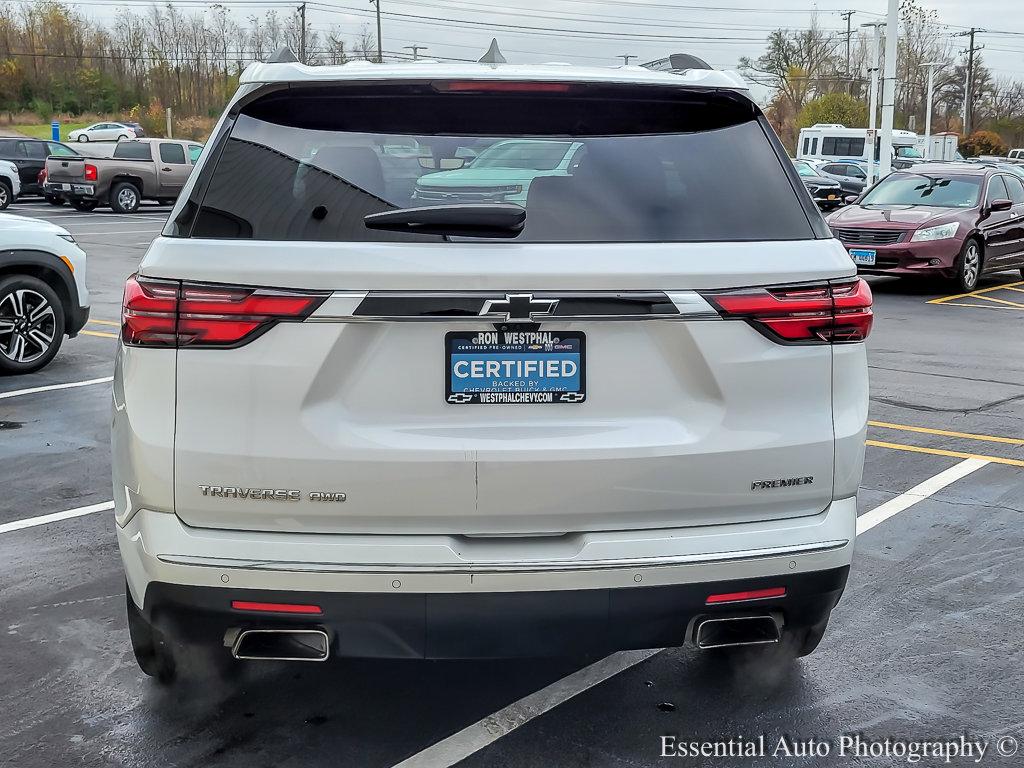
[445, 330, 586, 405]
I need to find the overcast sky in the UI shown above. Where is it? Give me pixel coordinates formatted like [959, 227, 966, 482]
[88, 0, 1024, 84]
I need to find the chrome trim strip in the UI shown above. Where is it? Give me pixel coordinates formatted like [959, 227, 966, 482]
[306, 312, 719, 323]
[158, 539, 849, 574]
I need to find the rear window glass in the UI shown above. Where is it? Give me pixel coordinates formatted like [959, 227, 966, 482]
[160, 143, 186, 164]
[114, 142, 151, 160]
[186, 83, 814, 243]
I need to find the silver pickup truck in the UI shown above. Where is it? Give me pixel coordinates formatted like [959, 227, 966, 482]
[44, 138, 203, 213]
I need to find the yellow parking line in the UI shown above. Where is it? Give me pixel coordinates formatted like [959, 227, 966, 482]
[80, 330, 118, 339]
[927, 301, 1024, 311]
[927, 280, 1024, 304]
[866, 439, 1024, 468]
[973, 294, 1024, 309]
[868, 420, 1024, 446]
[87, 318, 120, 327]
[1004, 286, 1024, 294]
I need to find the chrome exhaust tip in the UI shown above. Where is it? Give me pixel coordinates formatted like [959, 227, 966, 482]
[694, 615, 781, 649]
[231, 628, 330, 661]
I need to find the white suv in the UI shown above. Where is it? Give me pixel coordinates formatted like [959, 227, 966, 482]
[113, 60, 871, 681]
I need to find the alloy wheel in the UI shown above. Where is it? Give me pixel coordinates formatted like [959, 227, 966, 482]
[0, 289, 57, 364]
[0, 185, 8, 207]
[963, 242, 980, 289]
[118, 187, 138, 210]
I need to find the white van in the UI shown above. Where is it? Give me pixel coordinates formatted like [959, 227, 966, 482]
[797, 124, 922, 165]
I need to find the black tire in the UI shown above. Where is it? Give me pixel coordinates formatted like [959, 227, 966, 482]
[117, 134, 129, 142]
[157, 199, 175, 206]
[0, 180, 11, 210]
[0, 275, 66, 375]
[77, 134, 89, 142]
[110, 182, 141, 214]
[126, 589, 176, 684]
[45, 194, 65, 206]
[953, 237, 982, 292]
[69, 198, 98, 212]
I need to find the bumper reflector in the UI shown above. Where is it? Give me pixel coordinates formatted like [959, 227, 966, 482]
[231, 600, 323, 615]
[705, 587, 786, 605]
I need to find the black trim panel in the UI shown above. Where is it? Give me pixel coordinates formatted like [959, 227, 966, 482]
[353, 291, 680, 320]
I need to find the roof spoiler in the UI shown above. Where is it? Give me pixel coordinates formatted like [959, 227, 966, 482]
[641, 53, 713, 73]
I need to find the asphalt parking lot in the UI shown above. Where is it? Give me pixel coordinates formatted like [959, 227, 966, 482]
[1, 198, 1022, 768]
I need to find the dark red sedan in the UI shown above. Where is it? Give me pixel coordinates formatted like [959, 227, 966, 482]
[826, 163, 1024, 290]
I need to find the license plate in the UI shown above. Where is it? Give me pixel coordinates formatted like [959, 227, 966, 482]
[445, 330, 586, 405]
[60, 183, 71, 191]
[849, 249, 876, 265]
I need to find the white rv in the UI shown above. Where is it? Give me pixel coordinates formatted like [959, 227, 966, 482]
[797, 124, 923, 165]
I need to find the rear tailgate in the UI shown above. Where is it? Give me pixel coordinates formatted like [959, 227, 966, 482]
[141, 79, 856, 536]
[44, 155, 86, 185]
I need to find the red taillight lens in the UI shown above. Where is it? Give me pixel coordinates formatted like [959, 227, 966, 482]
[121, 274, 328, 348]
[84, 163, 98, 181]
[701, 278, 872, 344]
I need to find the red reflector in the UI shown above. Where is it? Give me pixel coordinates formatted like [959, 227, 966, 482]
[705, 587, 786, 605]
[121, 274, 328, 348]
[231, 601, 323, 615]
[701, 278, 873, 344]
[84, 163, 98, 182]
[438, 80, 574, 93]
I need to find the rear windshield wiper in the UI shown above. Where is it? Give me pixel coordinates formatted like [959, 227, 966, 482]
[364, 204, 526, 238]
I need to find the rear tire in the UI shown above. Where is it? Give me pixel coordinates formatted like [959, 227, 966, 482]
[69, 198, 98, 212]
[126, 589, 177, 684]
[0, 180, 11, 210]
[0, 275, 66, 375]
[117, 134, 129, 142]
[77, 134, 89, 142]
[110, 182, 141, 214]
[953, 238, 982, 292]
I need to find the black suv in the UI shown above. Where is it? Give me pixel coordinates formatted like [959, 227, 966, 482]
[0, 138, 81, 200]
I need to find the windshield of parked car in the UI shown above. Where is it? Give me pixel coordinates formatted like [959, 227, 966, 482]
[178, 82, 816, 243]
[793, 161, 818, 177]
[469, 141, 572, 170]
[895, 145, 924, 159]
[859, 173, 982, 208]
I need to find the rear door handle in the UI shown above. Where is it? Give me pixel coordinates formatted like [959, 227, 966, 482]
[161, 166, 172, 171]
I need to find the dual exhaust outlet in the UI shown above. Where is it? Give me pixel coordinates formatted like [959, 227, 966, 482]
[227, 615, 781, 661]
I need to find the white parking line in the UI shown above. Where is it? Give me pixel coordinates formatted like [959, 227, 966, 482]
[0, 375, 112, 400]
[387, 456, 992, 768]
[0, 501, 114, 535]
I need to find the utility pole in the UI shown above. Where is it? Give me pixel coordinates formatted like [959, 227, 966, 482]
[956, 28, 985, 135]
[370, 0, 383, 63]
[841, 11, 855, 91]
[298, 2, 306, 64]
[862, 21, 885, 185]
[878, 0, 898, 180]
[921, 62, 946, 159]
[618, 55, 636, 65]
[404, 45, 426, 61]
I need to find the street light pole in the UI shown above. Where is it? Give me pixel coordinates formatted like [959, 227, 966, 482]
[921, 62, 946, 160]
[862, 21, 885, 185]
[878, 0, 899, 180]
[370, 0, 383, 63]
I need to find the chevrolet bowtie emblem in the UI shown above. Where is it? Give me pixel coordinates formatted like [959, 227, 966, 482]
[480, 294, 559, 321]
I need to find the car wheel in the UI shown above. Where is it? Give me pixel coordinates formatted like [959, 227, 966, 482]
[0, 180, 11, 210]
[110, 182, 141, 214]
[45, 195, 65, 206]
[69, 199, 98, 212]
[117, 134, 128, 142]
[0, 275, 66, 375]
[953, 238, 982, 292]
[157, 198, 175, 206]
[77, 134, 88, 142]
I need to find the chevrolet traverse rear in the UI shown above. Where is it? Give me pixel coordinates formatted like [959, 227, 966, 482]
[113, 59, 870, 681]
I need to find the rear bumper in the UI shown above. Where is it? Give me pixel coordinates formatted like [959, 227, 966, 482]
[44, 182, 98, 199]
[119, 497, 856, 658]
[141, 567, 849, 659]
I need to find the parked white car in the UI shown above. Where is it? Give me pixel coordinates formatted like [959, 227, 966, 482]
[67, 122, 137, 143]
[0, 213, 90, 373]
[0, 159, 20, 209]
[114, 59, 871, 683]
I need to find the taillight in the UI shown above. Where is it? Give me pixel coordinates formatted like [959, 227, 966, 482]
[121, 274, 328, 348]
[84, 163, 98, 181]
[701, 278, 872, 344]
